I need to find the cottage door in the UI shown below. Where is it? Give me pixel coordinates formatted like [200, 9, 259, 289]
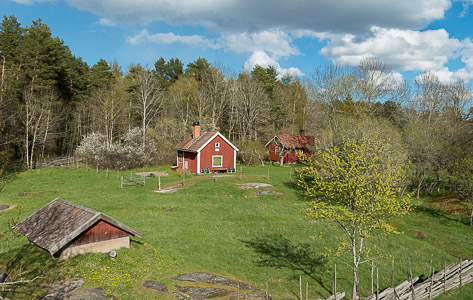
[184, 160, 189, 170]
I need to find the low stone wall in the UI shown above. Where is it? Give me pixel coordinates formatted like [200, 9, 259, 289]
[61, 236, 130, 259]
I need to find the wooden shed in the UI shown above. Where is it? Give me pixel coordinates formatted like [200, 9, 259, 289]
[265, 130, 315, 165]
[13, 198, 142, 258]
[175, 122, 239, 174]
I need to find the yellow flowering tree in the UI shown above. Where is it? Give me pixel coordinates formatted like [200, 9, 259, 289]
[297, 135, 411, 300]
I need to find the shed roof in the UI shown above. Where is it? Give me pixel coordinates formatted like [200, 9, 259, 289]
[13, 198, 142, 255]
[176, 131, 239, 153]
[265, 135, 315, 149]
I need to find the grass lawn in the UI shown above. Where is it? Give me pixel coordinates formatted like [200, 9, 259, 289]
[1, 164, 473, 299]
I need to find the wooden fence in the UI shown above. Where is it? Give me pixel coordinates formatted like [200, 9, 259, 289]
[120, 175, 145, 188]
[35, 156, 79, 168]
[363, 259, 473, 300]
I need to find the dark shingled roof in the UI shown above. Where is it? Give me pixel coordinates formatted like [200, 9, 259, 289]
[175, 131, 218, 152]
[13, 198, 142, 255]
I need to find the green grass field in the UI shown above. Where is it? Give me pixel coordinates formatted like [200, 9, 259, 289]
[1, 164, 472, 299]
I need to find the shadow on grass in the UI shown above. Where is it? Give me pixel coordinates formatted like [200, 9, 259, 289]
[413, 204, 469, 225]
[241, 234, 331, 293]
[1, 244, 56, 299]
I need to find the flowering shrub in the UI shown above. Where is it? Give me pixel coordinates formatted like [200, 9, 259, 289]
[75, 128, 156, 169]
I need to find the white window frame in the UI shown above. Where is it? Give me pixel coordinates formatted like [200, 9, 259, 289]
[212, 155, 223, 167]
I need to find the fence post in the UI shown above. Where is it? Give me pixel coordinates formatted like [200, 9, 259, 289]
[334, 264, 337, 300]
[371, 261, 374, 295]
[299, 274, 302, 300]
[443, 251, 446, 293]
[409, 256, 415, 300]
[376, 268, 379, 300]
[142, 175, 145, 186]
[305, 281, 308, 300]
[240, 166, 242, 181]
[121, 176, 123, 188]
[391, 260, 394, 288]
[429, 267, 434, 299]
[158, 176, 161, 191]
[266, 281, 269, 300]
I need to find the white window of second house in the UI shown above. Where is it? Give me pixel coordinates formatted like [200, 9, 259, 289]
[212, 155, 223, 167]
[215, 142, 220, 152]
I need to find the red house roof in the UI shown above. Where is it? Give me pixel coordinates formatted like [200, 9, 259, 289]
[265, 134, 315, 150]
[176, 131, 239, 153]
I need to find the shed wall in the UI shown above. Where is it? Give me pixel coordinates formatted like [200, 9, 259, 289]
[70, 220, 129, 247]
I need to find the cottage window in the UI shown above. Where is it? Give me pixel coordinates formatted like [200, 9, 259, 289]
[215, 142, 220, 152]
[275, 146, 280, 154]
[212, 155, 223, 167]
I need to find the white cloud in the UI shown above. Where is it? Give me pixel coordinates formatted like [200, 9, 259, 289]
[127, 29, 219, 49]
[128, 28, 301, 59]
[66, 0, 450, 34]
[98, 18, 116, 26]
[10, 0, 55, 4]
[221, 30, 299, 59]
[320, 27, 473, 80]
[244, 50, 304, 78]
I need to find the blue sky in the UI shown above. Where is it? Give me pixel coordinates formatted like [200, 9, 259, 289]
[2, 0, 473, 83]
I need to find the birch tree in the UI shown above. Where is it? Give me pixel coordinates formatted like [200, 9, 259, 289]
[129, 65, 164, 148]
[297, 135, 411, 300]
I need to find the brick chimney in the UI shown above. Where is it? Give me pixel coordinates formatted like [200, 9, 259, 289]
[192, 122, 201, 139]
[299, 129, 305, 137]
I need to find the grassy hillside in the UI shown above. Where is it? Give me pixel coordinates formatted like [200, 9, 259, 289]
[1, 165, 472, 299]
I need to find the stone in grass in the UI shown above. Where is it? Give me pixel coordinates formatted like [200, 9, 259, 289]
[415, 231, 430, 239]
[143, 280, 168, 292]
[172, 272, 213, 282]
[230, 293, 269, 300]
[0, 268, 7, 283]
[172, 272, 253, 290]
[162, 206, 176, 210]
[0, 204, 10, 211]
[41, 279, 84, 299]
[69, 287, 117, 300]
[174, 286, 233, 299]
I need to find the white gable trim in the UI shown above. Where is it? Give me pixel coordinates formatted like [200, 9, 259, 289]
[196, 132, 239, 153]
[265, 136, 289, 149]
[197, 152, 201, 174]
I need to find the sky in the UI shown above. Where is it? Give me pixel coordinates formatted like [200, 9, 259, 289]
[2, 0, 473, 84]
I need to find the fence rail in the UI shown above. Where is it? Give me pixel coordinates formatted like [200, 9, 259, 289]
[121, 175, 145, 188]
[35, 156, 79, 168]
[364, 259, 473, 300]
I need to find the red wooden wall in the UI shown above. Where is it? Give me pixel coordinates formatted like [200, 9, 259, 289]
[267, 142, 310, 163]
[200, 135, 235, 171]
[71, 220, 129, 246]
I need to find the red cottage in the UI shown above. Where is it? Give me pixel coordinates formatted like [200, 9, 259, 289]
[175, 122, 239, 174]
[14, 198, 142, 258]
[265, 130, 315, 165]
